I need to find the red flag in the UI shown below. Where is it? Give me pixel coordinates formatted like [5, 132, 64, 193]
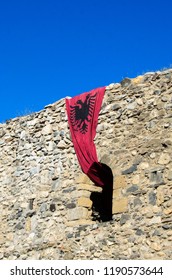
[66, 87, 105, 186]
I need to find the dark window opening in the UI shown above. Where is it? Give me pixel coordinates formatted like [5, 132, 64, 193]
[90, 163, 113, 222]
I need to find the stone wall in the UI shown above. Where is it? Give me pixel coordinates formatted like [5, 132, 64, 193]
[0, 69, 172, 260]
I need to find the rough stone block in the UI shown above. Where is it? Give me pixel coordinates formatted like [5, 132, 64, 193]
[167, 170, 172, 180]
[158, 153, 171, 165]
[157, 188, 164, 206]
[39, 191, 49, 198]
[112, 198, 128, 214]
[77, 197, 92, 208]
[149, 242, 162, 251]
[66, 219, 95, 227]
[148, 216, 161, 225]
[120, 214, 130, 225]
[132, 75, 143, 84]
[113, 189, 121, 199]
[132, 175, 140, 185]
[25, 217, 31, 232]
[163, 208, 172, 215]
[114, 175, 127, 190]
[78, 190, 92, 198]
[145, 167, 165, 187]
[126, 185, 139, 194]
[75, 174, 93, 185]
[122, 164, 137, 175]
[6, 233, 13, 241]
[148, 191, 156, 205]
[41, 124, 52, 135]
[67, 207, 89, 221]
[57, 140, 66, 149]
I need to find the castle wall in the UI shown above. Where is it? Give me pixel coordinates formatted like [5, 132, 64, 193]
[0, 69, 172, 259]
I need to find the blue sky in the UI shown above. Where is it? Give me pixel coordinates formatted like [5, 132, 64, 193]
[0, 0, 172, 123]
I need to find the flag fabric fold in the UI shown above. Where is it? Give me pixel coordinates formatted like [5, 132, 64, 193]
[66, 87, 106, 186]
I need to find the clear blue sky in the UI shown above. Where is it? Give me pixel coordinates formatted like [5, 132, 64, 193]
[0, 0, 172, 123]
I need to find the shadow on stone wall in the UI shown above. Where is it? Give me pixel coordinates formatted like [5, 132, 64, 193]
[90, 163, 113, 222]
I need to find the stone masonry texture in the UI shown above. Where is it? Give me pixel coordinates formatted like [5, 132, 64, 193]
[0, 69, 172, 260]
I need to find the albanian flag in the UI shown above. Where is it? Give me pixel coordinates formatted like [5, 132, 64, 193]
[66, 87, 106, 187]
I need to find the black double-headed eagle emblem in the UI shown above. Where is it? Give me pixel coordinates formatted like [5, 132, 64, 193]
[70, 92, 97, 134]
